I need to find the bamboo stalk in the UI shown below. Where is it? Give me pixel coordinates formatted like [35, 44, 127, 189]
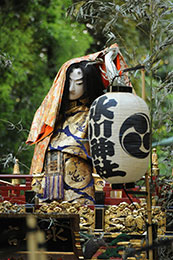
[141, 68, 146, 101]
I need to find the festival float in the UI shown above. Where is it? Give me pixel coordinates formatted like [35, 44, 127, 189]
[0, 44, 172, 260]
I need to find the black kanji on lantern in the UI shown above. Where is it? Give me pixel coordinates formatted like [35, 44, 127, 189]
[93, 158, 126, 178]
[90, 137, 115, 160]
[89, 96, 117, 139]
[89, 95, 122, 178]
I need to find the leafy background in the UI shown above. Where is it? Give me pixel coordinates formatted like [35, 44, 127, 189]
[0, 0, 93, 173]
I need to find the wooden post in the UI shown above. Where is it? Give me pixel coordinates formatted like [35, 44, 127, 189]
[37, 230, 47, 260]
[145, 172, 153, 260]
[93, 172, 105, 232]
[12, 158, 20, 185]
[27, 215, 37, 260]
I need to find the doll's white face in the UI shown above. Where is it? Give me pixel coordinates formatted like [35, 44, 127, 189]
[69, 68, 85, 100]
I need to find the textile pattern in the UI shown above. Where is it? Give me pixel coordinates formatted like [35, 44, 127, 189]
[43, 101, 94, 203]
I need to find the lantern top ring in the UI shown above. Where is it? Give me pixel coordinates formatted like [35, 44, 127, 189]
[107, 86, 132, 93]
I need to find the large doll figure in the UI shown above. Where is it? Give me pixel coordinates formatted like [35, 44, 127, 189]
[26, 43, 129, 204]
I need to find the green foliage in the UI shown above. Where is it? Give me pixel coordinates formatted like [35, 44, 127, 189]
[69, 0, 173, 176]
[0, 0, 92, 173]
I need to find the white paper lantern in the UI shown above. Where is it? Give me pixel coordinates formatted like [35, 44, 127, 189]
[88, 87, 151, 184]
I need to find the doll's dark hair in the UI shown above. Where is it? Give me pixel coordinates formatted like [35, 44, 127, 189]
[60, 60, 104, 113]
